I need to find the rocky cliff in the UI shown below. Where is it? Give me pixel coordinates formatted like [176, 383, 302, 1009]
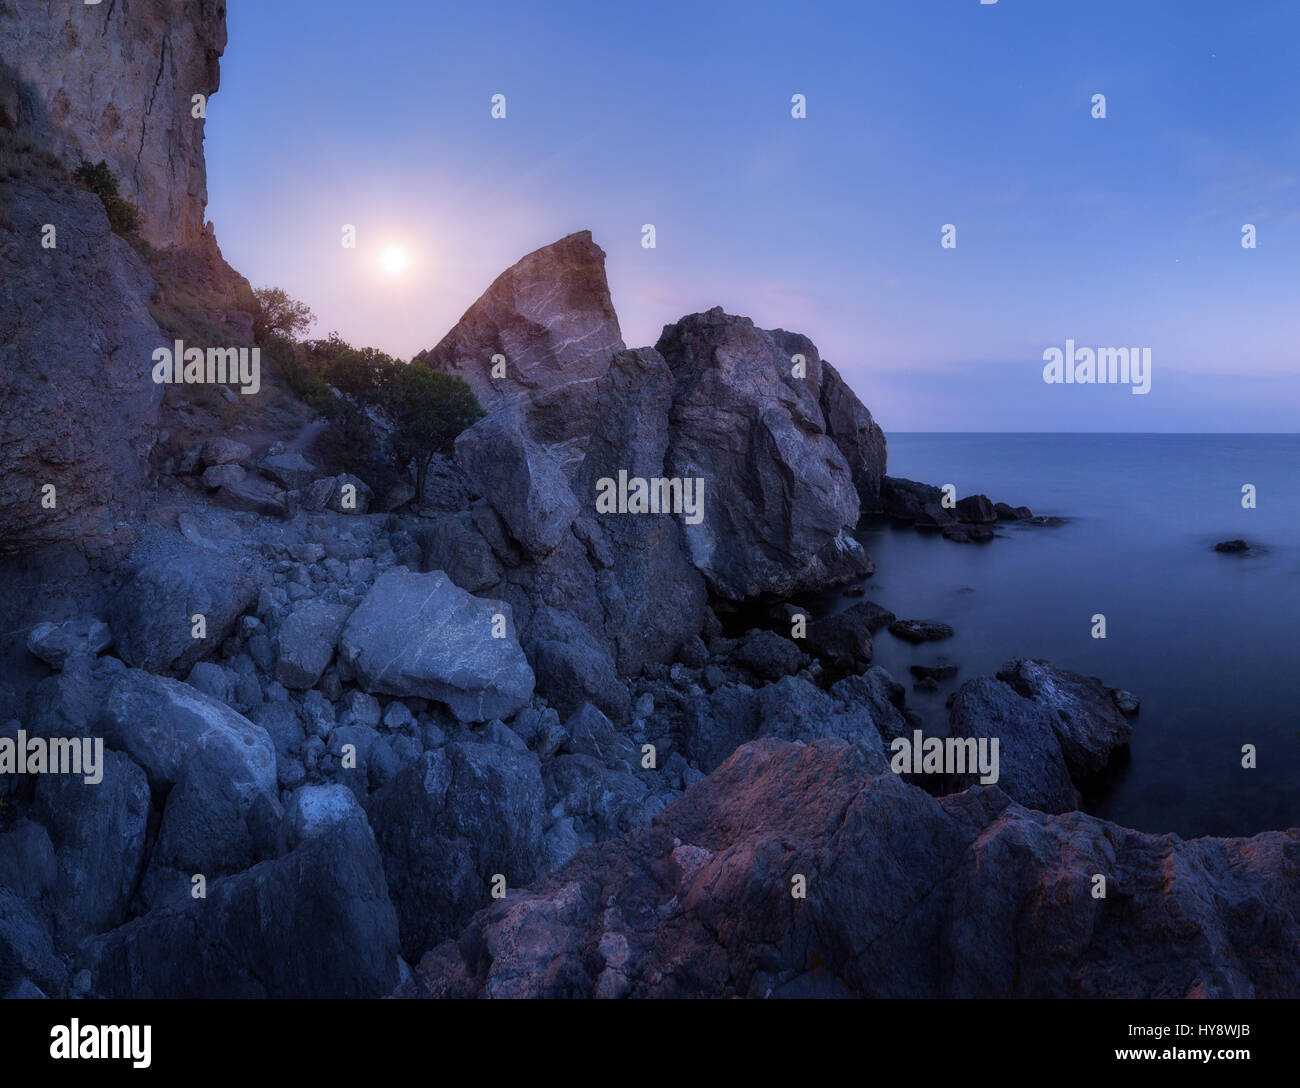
[0, 0, 254, 558]
[0, 0, 228, 249]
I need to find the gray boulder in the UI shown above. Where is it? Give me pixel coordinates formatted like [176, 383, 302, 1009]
[995, 658, 1134, 777]
[404, 737, 1300, 999]
[81, 807, 399, 998]
[99, 670, 281, 908]
[657, 307, 867, 599]
[415, 230, 625, 411]
[107, 549, 257, 676]
[32, 749, 150, 941]
[24, 619, 112, 668]
[339, 569, 534, 722]
[275, 600, 352, 690]
[366, 743, 546, 961]
[947, 677, 1079, 814]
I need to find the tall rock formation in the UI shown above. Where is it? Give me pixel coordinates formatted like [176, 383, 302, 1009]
[0, 0, 252, 556]
[0, 0, 228, 249]
[419, 233, 888, 708]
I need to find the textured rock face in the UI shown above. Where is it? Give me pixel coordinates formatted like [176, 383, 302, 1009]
[367, 744, 546, 962]
[0, 180, 165, 555]
[657, 307, 871, 599]
[423, 236, 883, 692]
[107, 549, 257, 676]
[339, 569, 535, 722]
[415, 231, 625, 411]
[0, 0, 228, 248]
[82, 807, 401, 999]
[405, 738, 1300, 999]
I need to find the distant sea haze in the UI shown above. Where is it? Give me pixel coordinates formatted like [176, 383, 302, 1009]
[842, 433, 1300, 838]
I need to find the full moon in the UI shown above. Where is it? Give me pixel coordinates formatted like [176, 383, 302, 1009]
[378, 246, 411, 276]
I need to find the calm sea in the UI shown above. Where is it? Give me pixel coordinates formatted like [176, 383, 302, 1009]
[838, 433, 1300, 839]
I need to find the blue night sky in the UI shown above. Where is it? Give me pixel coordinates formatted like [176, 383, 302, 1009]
[206, 0, 1300, 432]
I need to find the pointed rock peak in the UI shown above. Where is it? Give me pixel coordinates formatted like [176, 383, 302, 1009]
[416, 231, 625, 410]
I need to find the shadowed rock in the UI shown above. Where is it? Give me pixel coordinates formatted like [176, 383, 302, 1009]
[402, 737, 1300, 998]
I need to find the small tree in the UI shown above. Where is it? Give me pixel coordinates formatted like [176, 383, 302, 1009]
[71, 160, 140, 236]
[382, 366, 485, 499]
[253, 286, 316, 342]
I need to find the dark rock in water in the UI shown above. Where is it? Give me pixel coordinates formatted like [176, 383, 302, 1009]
[805, 600, 895, 668]
[1026, 515, 1067, 527]
[910, 663, 958, 684]
[955, 495, 996, 524]
[366, 743, 545, 962]
[994, 502, 1033, 521]
[1112, 689, 1141, 716]
[913, 676, 939, 692]
[81, 807, 400, 998]
[947, 678, 1080, 813]
[915, 502, 957, 530]
[995, 658, 1134, 779]
[403, 736, 1300, 998]
[1214, 539, 1250, 554]
[888, 619, 955, 643]
[728, 629, 804, 682]
[879, 477, 944, 522]
[943, 523, 994, 543]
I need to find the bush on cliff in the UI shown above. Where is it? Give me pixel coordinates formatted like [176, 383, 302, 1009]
[71, 160, 140, 236]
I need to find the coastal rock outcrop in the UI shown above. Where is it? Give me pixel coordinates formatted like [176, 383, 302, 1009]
[403, 737, 1300, 998]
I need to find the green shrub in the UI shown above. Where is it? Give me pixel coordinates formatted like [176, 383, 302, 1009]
[71, 160, 140, 236]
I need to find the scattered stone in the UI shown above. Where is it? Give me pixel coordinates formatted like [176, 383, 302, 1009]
[888, 619, 955, 644]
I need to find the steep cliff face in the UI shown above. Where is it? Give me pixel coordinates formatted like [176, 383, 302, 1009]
[0, 0, 251, 557]
[0, 0, 227, 249]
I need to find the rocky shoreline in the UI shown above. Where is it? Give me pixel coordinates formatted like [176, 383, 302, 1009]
[3, 2, 1298, 1001]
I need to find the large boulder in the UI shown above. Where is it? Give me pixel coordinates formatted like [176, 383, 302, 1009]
[81, 807, 400, 998]
[366, 743, 546, 962]
[107, 548, 257, 676]
[455, 402, 580, 557]
[99, 670, 280, 908]
[656, 307, 868, 599]
[995, 658, 1134, 778]
[32, 749, 150, 943]
[339, 569, 534, 722]
[274, 600, 352, 690]
[769, 331, 887, 506]
[404, 737, 1300, 999]
[946, 678, 1079, 814]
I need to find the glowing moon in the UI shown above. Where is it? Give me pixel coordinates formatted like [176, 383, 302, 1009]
[378, 246, 411, 276]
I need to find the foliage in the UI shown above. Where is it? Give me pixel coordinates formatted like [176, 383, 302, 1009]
[71, 160, 140, 236]
[253, 286, 316, 342]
